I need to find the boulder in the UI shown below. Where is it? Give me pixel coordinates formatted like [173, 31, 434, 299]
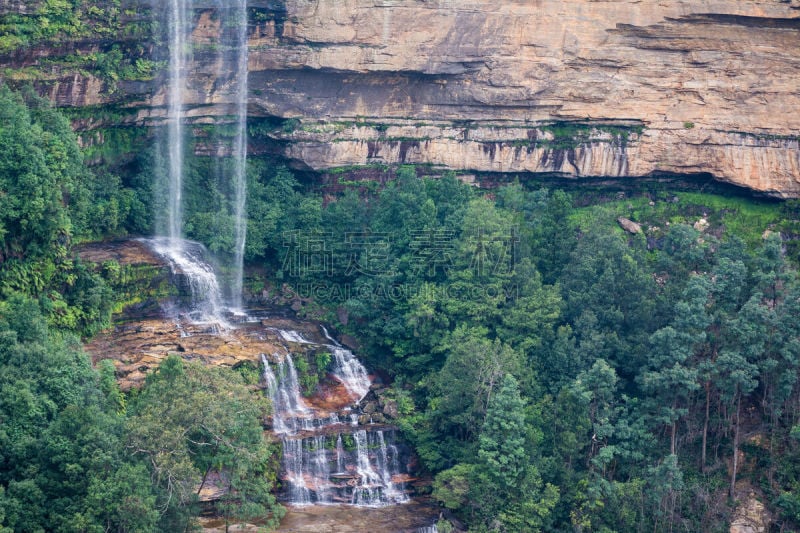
[617, 217, 642, 234]
[383, 399, 400, 419]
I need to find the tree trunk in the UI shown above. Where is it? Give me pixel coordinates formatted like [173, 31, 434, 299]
[197, 464, 212, 496]
[670, 421, 677, 456]
[730, 393, 741, 499]
[702, 381, 710, 471]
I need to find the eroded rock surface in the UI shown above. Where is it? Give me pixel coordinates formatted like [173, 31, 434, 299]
[730, 492, 771, 533]
[5, 0, 800, 195]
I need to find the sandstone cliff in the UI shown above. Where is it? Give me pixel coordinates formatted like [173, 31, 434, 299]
[2, 0, 800, 195]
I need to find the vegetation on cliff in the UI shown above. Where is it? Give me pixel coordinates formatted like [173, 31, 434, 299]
[3, 77, 800, 532]
[0, 86, 283, 532]
[246, 165, 800, 532]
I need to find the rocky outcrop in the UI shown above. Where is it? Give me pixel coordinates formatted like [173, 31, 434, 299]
[618, 217, 643, 234]
[730, 492, 771, 533]
[247, 0, 800, 196]
[3, 0, 800, 195]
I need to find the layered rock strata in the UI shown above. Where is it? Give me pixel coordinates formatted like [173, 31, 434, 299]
[2, 0, 799, 195]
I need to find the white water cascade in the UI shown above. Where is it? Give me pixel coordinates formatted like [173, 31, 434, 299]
[261, 329, 409, 507]
[155, 0, 250, 324]
[261, 353, 312, 434]
[231, 0, 249, 309]
[167, 0, 189, 242]
[146, 237, 229, 327]
[321, 326, 371, 402]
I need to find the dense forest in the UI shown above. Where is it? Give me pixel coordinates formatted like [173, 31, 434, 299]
[236, 167, 800, 532]
[0, 85, 283, 532]
[3, 80, 800, 533]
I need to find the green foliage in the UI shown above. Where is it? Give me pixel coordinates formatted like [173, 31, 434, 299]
[0, 294, 158, 532]
[293, 353, 319, 396]
[478, 374, 528, 490]
[315, 350, 332, 377]
[127, 356, 284, 530]
[433, 463, 474, 510]
[0, 0, 123, 52]
[261, 165, 800, 531]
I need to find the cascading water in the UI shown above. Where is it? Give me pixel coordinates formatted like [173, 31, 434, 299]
[261, 353, 312, 434]
[262, 329, 410, 507]
[335, 434, 345, 473]
[276, 329, 314, 344]
[146, 237, 229, 327]
[154, 0, 250, 324]
[321, 326, 371, 401]
[167, 0, 189, 243]
[231, 0, 249, 309]
[207, 0, 249, 307]
[352, 429, 385, 506]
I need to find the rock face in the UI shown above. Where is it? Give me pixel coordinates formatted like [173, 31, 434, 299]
[249, 0, 800, 196]
[730, 492, 771, 533]
[3, 0, 800, 195]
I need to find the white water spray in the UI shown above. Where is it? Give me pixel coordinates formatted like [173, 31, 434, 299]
[321, 326, 371, 402]
[146, 237, 229, 327]
[231, 0, 249, 309]
[167, 0, 189, 242]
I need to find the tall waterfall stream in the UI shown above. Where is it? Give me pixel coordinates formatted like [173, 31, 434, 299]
[140, 0, 440, 529]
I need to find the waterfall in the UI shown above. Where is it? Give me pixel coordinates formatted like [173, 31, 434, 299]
[231, 0, 249, 309]
[277, 329, 314, 344]
[277, 429, 409, 507]
[330, 346, 371, 402]
[309, 435, 332, 504]
[146, 237, 229, 326]
[167, 0, 189, 242]
[321, 326, 371, 402]
[377, 431, 408, 503]
[261, 353, 311, 435]
[335, 434, 345, 473]
[261, 331, 409, 507]
[161, 0, 249, 310]
[282, 438, 311, 505]
[155, 0, 236, 326]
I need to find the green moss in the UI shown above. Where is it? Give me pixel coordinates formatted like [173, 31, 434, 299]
[539, 121, 644, 150]
[102, 262, 175, 316]
[80, 125, 150, 165]
[569, 190, 783, 247]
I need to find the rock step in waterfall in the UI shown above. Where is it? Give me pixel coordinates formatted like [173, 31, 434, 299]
[263, 328, 411, 507]
[144, 237, 231, 328]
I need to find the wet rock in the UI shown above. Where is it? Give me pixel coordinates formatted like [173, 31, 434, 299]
[383, 399, 399, 419]
[341, 334, 360, 350]
[363, 402, 377, 415]
[76, 240, 164, 266]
